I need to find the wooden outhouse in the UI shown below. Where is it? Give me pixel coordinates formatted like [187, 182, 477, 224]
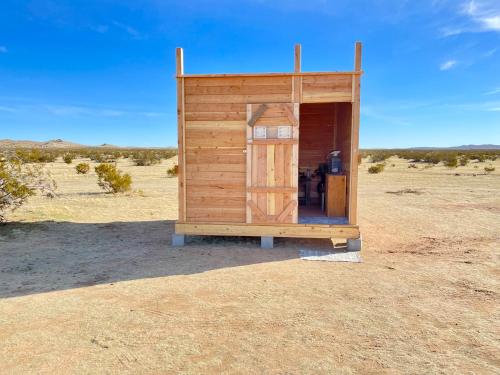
[172, 43, 363, 249]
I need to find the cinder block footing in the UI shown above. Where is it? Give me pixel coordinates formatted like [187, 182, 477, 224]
[347, 236, 362, 251]
[261, 236, 274, 249]
[172, 234, 185, 247]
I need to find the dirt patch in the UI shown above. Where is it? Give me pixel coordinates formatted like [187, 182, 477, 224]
[0, 157, 499, 374]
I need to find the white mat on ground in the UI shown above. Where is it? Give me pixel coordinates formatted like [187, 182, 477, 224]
[299, 249, 362, 262]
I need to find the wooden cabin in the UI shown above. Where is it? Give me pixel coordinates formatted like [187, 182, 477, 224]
[172, 43, 363, 250]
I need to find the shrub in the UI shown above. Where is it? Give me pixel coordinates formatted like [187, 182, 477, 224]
[15, 149, 57, 163]
[132, 151, 162, 166]
[408, 163, 418, 169]
[370, 153, 389, 163]
[475, 154, 486, 163]
[167, 164, 178, 177]
[94, 163, 132, 193]
[459, 156, 469, 166]
[88, 151, 117, 163]
[63, 153, 74, 164]
[75, 163, 90, 174]
[443, 156, 458, 168]
[368, 163, 385, 174]
[484, 165, 495, 173]
[423, 153, 442, 165]
[0, 156, 57, 222]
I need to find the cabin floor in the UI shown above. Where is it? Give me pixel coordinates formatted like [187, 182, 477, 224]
[298, 206, 348, 225]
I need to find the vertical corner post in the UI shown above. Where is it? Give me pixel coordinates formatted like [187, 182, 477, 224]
[176, 47, 184, 76]
[176, 48, 186, 222]
[294, 44, 301, 73]
[291, 44, 301, 223]
[292, 44, 302, 103]
[349, 42, 362, 225]
[354, 41, 362, 72]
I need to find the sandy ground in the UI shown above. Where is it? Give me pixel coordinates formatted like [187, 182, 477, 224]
[0, 156, 499, 374]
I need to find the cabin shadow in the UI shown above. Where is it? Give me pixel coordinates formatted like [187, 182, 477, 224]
[0, 220, 334, 299]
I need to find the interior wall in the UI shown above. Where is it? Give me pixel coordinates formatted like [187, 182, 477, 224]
[299, 103, 336, 169]
[334, 102, 353, 218]
[298, 102, 352, 213]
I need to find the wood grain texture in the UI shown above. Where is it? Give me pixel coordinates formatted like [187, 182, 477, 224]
[326, 175, 346, 217]
[178, 44, 362, 231]
[176, 222, 360, 239]
[176, 47, 186, 222]
[299, 103, 336, 169]
[349, 43, 362, 225]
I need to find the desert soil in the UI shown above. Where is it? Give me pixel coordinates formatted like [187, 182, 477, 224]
[0, 157, 499, 374]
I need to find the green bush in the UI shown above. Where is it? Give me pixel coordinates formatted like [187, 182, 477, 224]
[459, 156, 469, 166]
[370, 153, 389, 163]
[132, 151, 162, 166]
[474, 154, 486, 162]
[15, 149, 57, 163]
[89, 152, 116, 163]
[75, 163, 90, 174]
[94, 163, 132, 193]
[423, 153, 442, 164]
[484, 165, 495, 173]
[63, 153, 74, 164]
[368, 163, 385, 174]
[167, 164, 178, 177]
[0, 156, 57, 222]
[443, 156, 458, 168]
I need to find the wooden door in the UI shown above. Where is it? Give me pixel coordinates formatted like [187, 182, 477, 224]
[246, 103, 299, 224]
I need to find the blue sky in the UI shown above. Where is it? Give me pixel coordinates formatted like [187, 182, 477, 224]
[0, 0, 499, 148]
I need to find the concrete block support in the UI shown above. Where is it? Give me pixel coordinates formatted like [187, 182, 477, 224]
[261, 236, 274, 249]
[172, 234, 185, 247]
[347, 235, 362, 251]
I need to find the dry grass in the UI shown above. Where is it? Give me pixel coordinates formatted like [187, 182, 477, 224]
[0, 156, 499, 374]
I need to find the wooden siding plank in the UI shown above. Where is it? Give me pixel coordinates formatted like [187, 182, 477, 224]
[186, 121, 246, 131]
[186, 163, 246, 172]
[185, 84, 291, 95]
[186, 171, 246, 181]
[176, 222, 360, 239]
[301, 92, 352, 103]
[180, 72, 361, 78]
[185, 112, 246, 121]
[187, 196, 246, 208]
[185, 103, 247, 112]
[250, 139, 298, 145]
[185, 94, 292, 104]
[184, 76, 293, 86]
[247, 186, 295, 193]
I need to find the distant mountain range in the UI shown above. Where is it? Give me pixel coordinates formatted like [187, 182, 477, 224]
[0, 139, 498, 150]
[409, 144, 500, 150]
[0, 139, 86, 149]
[0, 139, 168, 149]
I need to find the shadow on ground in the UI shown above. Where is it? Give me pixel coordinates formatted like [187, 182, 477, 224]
[0, 220, 334, 298]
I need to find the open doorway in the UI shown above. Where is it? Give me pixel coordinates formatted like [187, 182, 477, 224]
[298, 102, 352, 224]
